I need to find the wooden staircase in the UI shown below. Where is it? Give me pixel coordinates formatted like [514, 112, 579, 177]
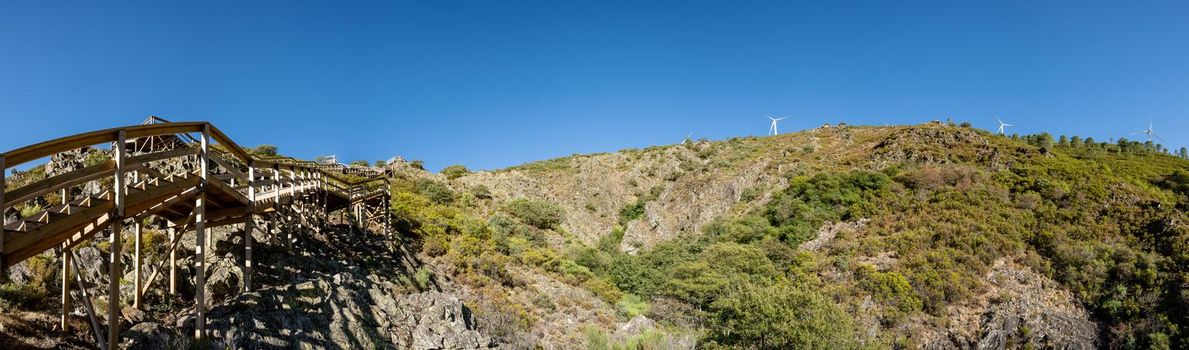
[0, 119, 393, 349]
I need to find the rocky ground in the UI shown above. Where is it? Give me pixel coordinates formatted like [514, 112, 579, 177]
[2, 220, 503, 350]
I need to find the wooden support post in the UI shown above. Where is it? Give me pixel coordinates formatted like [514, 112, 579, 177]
[108, 130, 126, 348]
[272, 167, 281, 246]
[244, 164, 255, 292]
[61, 244, 72, 333]
[133, 222, 142, 309]
[194, 124, 209, 339]
[1, 155, 7, 283]
[285, 169, 294, 250]
[168, 225, 176, 294]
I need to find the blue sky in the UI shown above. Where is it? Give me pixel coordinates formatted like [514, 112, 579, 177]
[2, 1, 1187, 171]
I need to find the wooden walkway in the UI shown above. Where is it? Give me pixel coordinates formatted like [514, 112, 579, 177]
[0, 117, 393, 348]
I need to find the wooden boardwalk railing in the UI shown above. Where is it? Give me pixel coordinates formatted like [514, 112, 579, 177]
[0, 117, 392, 348]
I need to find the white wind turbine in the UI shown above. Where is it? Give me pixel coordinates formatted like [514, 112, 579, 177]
[995, 116, 1014, 135]
[767, 115, 788, 136]
[1131, 120, 1163, 142]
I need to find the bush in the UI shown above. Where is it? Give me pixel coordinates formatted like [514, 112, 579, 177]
[251, 144, 278, 156]
[470, 184, 493, 199]
[764, 171, 890, 245]
[505, 199, 565, 229]
[441, 165, 472, 180]
[415, 178, 455, 205]
[414, 266, 434, 290]
[707, 282, 858, 349]
[616, 294, 650, 317]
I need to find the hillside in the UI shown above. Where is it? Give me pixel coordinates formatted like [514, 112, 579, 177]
[399, 122, 1189, 349]
[3, 122, 1188, 349]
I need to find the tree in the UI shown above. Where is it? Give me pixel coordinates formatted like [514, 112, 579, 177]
[349, 160, 370, 167]
[375, 159, 387, 167]
[440, 165, 472, 180]
[1058, 135, 1069, 147]
[1085, 137, 1096, 147]
[1036, 132, 1055, 149]
[1179, 147, 1188, 159]
[1070, 136, 1083, 148]
[252, 144, 278, 157]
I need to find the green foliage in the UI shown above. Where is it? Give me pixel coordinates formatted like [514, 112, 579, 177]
[414, 266, 434, 290]
[410, 160, 425, 170]
[856, 265, 923, 316]
[706, 282, 858, 349]
[441, 165, 472, 180]
[504, 198, 564, 229]
[20, 204, 43, 218]
[1159, 169, 1189, 195]
[415, 178, 455, 205]
[616, 294, 650, 317]
[375, 159, 387, 167]
[585, 327, 676, 350]
[251, 144, 278, 156]
[470, 184, 493, 199]
[764, 171, 890, 245]
[619, 186, 663, 225]
[349, 160, 370, 167]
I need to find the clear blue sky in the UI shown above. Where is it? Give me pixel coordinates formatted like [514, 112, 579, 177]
[2, 1, 1187, 171]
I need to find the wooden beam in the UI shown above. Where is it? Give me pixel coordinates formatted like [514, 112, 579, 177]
[61, 244, 72, 334]
[2, 122, 205, 168]
[204, 124, 251, 164]
[71, 254, 108, 350]
[194, 124, 209, 339]
[107, 129, 126, 348]
[133, 222, 142, 310]
[1, 154, 7, 280]
[244, 165, 255, 292]
[168, 225, 176, 294]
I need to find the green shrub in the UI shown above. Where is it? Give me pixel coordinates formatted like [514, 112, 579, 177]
[505, 199, 565, 229]
[470, 184, 493, 199]
[441, 165, 472, 180]
[415, 178, 455, 205]
[616, 294, 650, 317]
[707, 282, 858, 349]
[414, 266, 434, 290]
[762, 171, 890, 247]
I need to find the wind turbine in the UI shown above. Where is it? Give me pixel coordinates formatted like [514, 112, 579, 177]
[995, 116, 1014, 135]
[1131, 120, 1163, 142]
[767, 115, 788, 136]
